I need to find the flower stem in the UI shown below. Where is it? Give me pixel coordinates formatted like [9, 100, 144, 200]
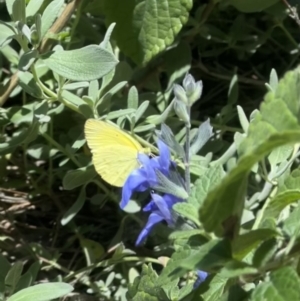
[184, 106, 191, 194]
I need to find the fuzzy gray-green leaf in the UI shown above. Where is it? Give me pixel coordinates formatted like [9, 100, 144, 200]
[41, 45, 118, 81]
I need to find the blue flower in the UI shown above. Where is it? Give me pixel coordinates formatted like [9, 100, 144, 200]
[120, 138, 208, 284]
[135, 193, 183, 246]
[120, 140, 173, 209]
[193, 270, 208, 289]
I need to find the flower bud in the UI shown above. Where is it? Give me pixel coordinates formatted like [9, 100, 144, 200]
[30, 28, 39, 45]
[183, 73, 203, 106]
[183, 74, 196, 93]
[188, 80, 203, 105]
[174, 98, 190, 124]
[173, 84, 188, 104]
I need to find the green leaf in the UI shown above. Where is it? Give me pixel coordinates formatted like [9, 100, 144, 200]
[14, 273, 32, 294]
[16, 22, 31, 43]
[228, 0, 279, 13]
[0, 23, 16, 47]
[219, 260, 258, 278]
[135, 101, 150, 123]
[80, 237, 105, 264]
[15, 262, 40, 293]
[278, 168, 300, 193]
[63, 82, 89, 91]
[29, 243, 52, 260]
[60, 90, 92, 117]
[157, 123, 185, 158]
[0, 123, 39, 155]
[5, 261, 23, 294]
[133, 123, 155, 133]
[122, 199, 141, 214]
[26, 0, 44, 18]
[189, 155, 210, 177]
[227, 74, 239, 105]
[99, 22, 116, 50]
[88, 80, 99, 102]
[189, 119, 214, 157]
[283, 203, 300, 238]
[269, 68, 279, 92]
[169, 229, 204, 240]
[250, 267, 300, 300]
[173, 203, 200, 226]
[268, 145, 293, 167]
[106, 108, 136, 120]
[71, 133, 86, 151]
[12, 0, 26, 23]
[41, 45, 118, 81]
[62, 166, 96, 190]
[0, 254, 11, 281]
[40, 0, 64, 38]
[18, 50, 38, 71]
[232, 229, 277, 260]
[171, 231, 208, 250]
[97, 81, 128, 113]
[6, 0, 15, 16]
[18, 71, 43, 98]
[189, 165, 225, 208]
[27, 144, 58, 160]
[240, 67, 300, 157]
[237, 105, 249, 133]
[178, 283, 194, 300]
[259, 170, 300, 225]
[158, 248, 192, 285]
[103, 0, 193, 65]
[200, 67, 300, 237]
[252, 238, 277, 268]
[260, 191, 300, 227]
[100, 61, 131, 95]
[9, 100, 48, 125]
[127, 86, 139, 110]
[6, 282, 73, 301]
[161, 280, 181, 300]
[127, 264, 164, 301]
[180, 239, 232, 273]
[219, 285, 249, 301]
[61, 186, 86, 225]
[193, 274, 228, 301]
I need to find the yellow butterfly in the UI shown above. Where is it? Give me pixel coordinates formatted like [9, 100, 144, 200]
[84, 119, 151, 187]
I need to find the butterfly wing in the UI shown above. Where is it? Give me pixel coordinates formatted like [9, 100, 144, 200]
[93, 146, 139, 186]
[85, 119, 143, 150]
[84, 119, 142, 187]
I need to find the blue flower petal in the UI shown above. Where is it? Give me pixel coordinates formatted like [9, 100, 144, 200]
[152, 193, 172, 222]
[135, 212, 164, 246]
[143, 199, 156, 212]
[143, 193, 182, 215]
[138, 154, 158, 185]
[163, 194, 183, 207]
[120, 168, 149, 209]
[148, 140, 172, 176]
[157, 140, 171, 172]
[121, 140, 187, 243]
[193, 270, 208, 289]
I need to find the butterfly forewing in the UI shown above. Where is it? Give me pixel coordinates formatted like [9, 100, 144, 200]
[84, 119, 144, 187]
[93, 146, 139, 187]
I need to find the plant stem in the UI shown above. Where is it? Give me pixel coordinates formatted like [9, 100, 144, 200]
[210, 142, 237, 166]
[48, 120, 53, 191]
[63, 256, 161, 282]
[184, 106, 191, 194]
[41, 131, 81, 167]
